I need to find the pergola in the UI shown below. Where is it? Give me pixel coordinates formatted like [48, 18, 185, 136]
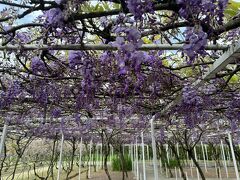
[0, 1, 240, 180]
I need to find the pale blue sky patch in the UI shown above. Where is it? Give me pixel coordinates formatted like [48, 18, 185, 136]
[0, 0, 43, 25]
[16, 10, 43, 25]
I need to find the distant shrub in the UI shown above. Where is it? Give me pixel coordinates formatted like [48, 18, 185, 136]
[168, 159, 179, 168]
[162, 159, 179, 168]
[112, 155, 132, 171]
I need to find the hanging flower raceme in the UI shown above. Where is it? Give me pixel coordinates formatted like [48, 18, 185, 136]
[31, 57, 48, 73]
[171, 84, 205, 128]
[182, 84, 203, 106]
[112, 27, 143, 52]
[126, 0, 154, 20]
[183, 27, 208, 63]
[68, 51, 84, 69]
[0, 81, 22, 109]
[111, 27, 145, 75]
[51, 107, 62, 118]
[177, 0, 229, 62]
[44, 8, 65, 28]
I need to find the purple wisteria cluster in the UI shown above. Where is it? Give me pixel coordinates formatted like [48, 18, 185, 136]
[177, 0, 229, 25]
[177, 0, 229, 62]
[0, 0, 239, 145]
[183, 27, 208, 63]
[226, 93, 240, 130]
[111, 27, 145, 75]
[44, 8, 65, 28]
[31, 56, 48, 73]
[0, 81, 22, 109]
[126, 0, 154, 20]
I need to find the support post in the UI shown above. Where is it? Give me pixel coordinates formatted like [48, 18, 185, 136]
[147, 145, 150, 161]
[0, 123, 8, 156]
[175, 167, 178, 180]
[57, 132, 64, 180]
[201, 142, 207, 172]
[220, 140, 228, 178]
[131, 143, 134, 172]
[166, 144, 170, 164]
[96, 144, 99, 170]
[228, 132, 239, 180]
[141, 132, 146, 180]
[88, 140, 92, 178]
[150, 116, 159, 180]
[101, 143, 103, 169]
[176, 143, 180, 157]
[136, 138, 139, 180]
[78, 137, 83, 180]
[204, 145, 209, 166]
[110, 145, 112, 162]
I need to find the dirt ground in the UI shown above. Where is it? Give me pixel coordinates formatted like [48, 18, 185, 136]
[1, 163, 238, 179]
[161, 166, 237, 179]
[77, 170, 134, 180]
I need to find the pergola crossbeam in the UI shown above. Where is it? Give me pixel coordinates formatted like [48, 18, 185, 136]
[0, 44, 229, 51]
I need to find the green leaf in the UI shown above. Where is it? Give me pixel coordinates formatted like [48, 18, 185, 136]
[112, 3, 121, 9]
[229, 74, 239, 83]
[103, 2, 111, 11]
[224, 0, 240, 17]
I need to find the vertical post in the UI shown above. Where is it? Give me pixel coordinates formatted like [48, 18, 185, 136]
[110, 145, 112, 162]
[78, 137, 83, 180]
[219, 166, 222, 180]
[165, 163, 168, 177]
[95, 144, 98, 170]
[150, 116, 159, 180]
[101, 143, 103, 169]
[147, 145, 150, 161]
[194, 146, 200, 180]
[204, 145, 209, 166]
[176, 143, 180, 157]
[220, 140, 228, 178]
[175, 167, 178, 180]
[190, 156, 193, 178]
[88, 140, 92, 178]
[111, 145, 114, 159]
[78, 138, 82, 180]
[159, 146, 163, 174]
[201, 142, 207, 172]
[226, 146, 231, 166]
[57, 132, 64, 180]
[136, 138, 139, 180]
[131, 143, 134, 172]
[128, 145, 130, 157]
[215, 162, 218, 177]
[0, 123, 8, 156]
[141, 132, 146, 180]
[228, 132, 239, 180]
[134, 143, 136, 176]
[185, 171, 188, 180]
[166, 144, 170, 164]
